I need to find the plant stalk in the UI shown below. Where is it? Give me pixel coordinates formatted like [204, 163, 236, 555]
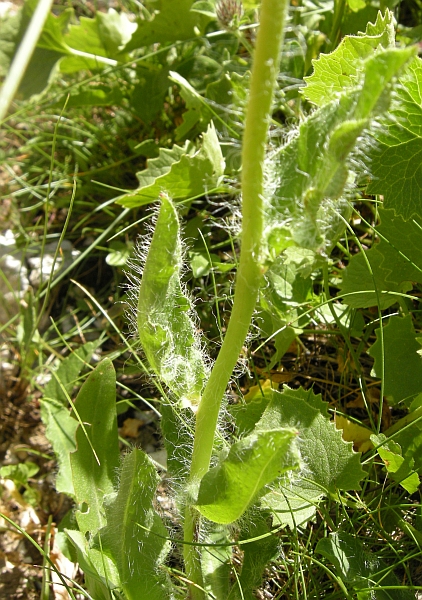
[184, 0, 289, 596]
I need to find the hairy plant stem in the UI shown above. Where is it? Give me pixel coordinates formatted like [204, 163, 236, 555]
[183, 0, 289, 596]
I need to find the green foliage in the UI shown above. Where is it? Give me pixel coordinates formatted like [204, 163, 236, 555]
[196, 428, 300, 524]
[368, 314, 422, 406]
[5, 1, 422, 598]
[316, 532, 415, 599]
[101, 450, 172, 600]
[135, 193, 208, 406]
[116, 123, 225, 208]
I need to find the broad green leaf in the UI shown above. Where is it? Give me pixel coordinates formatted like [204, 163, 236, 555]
[55, 86, 123, 108]
[316, 532, 415, 599]
[368, 315, 422, 406]
[196, 428, 300, 524]
[366, 56, 422, 220]
[101, 449, 172, 600]
[201, 524, 232, 599]
[40, 342, 96, 496]
[136, 194, 207, 405]
[43, 342, 96, 407]
[70, 359, 120, 536]
[371, 434, 420, 494]
[230, 380, 275, 438]
[228, 511, 279, 600]
[124, 0, 210, 51]
[265, 45, 415, 256]
[259, 387, 364, 528]
[340, 208, 422, 308]
[60, 9, 134, 72]
[65, 529, 121, 598]
[116, 123, 225, 208]
[41, 402, 77, 496]
[303, 11, 395, 106]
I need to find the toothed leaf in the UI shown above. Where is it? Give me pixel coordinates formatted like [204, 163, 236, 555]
[116, 123, 224, 208]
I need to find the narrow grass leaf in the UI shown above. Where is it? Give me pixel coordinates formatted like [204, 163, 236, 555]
[316, 532, 415, 599]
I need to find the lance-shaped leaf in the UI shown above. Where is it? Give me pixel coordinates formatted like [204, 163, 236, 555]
[70, 358, 120, 536]
[116, 123, 225, 208]
[258, 387, 364, 528]
[136, 194, 207, 406]
[123, 0, 211, 51]
[40, 342, 96, 496]
[201, 524, 232, 599]
[196, 428, 300, 524]
[264, 44, 415, 256]
[101, 449, 172, 600]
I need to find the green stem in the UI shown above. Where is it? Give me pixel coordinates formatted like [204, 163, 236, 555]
[183, 0, 289, 596]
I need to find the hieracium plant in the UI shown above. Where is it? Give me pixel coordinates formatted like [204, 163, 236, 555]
[38, 0, 422, 598]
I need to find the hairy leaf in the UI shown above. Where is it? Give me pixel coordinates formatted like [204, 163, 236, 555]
[368, 315, 422, 406]
[136, 194, 207, 405]
[265, 44, 415, 255]
[116, 123, 225, 208]
[201, 524, 232, 599]
[196, 428, 300, 524]
[228, 512, 279, 600]
[65, 529, 121, 598]
[70, 359, 120, 536]
[101, 449, 172, 600]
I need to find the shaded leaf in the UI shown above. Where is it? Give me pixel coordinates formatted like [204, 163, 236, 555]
[124, 0, 211, 51]
[366, 57, 422, 220]
[340, 208, 422, 308]
[228, 511, 279, 600]
[316, 532, 415, 599]
[368, 314, 422, 406]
